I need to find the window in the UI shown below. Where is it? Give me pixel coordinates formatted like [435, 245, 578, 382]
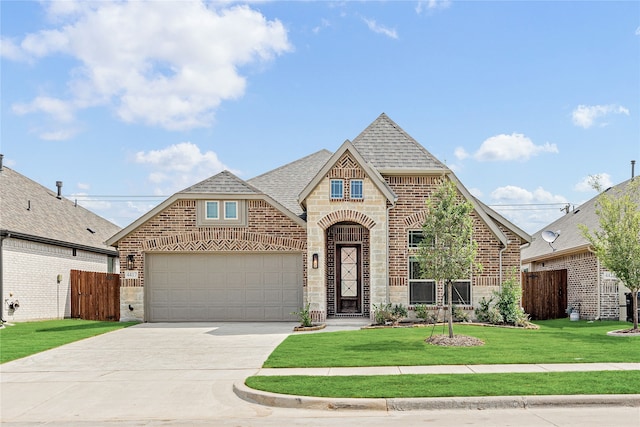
[224, 201, 237, 219]
[107, 256, 116, 274]
[444, 280, 471, 305]
[409, 257, 436, 305]
[205, 201, 219, 219]
[330, 179, 344, 199]
[350, 179, 363, 199]
[408, 230, 435, 248]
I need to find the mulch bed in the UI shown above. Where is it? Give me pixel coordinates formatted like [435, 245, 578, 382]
[425, 334, 485, 347]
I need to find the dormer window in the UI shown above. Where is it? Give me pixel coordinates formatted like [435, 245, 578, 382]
[330, 179, 344, 199]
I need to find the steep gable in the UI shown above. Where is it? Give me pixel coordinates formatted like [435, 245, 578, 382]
[352, 113, 447, 172]
[181, 170, 261, 194]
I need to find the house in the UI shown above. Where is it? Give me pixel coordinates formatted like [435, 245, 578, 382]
[521, 178, 637, 321]
[107, 114, 530, 323]
[0, 156, 121, 322]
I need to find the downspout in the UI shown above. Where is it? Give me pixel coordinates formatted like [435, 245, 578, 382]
[0, 231, 8, 324]
[386, 203, 393, 304]
[499, 244, 507, 289]
[596, 257, 601, 320]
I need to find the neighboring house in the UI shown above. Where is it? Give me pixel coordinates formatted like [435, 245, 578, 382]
[0, 157, 121, 322]
[107, 114, 530, 323]
[521, 178, 636, 321]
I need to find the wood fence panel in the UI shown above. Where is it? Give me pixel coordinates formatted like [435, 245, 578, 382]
[71, 270, 120, 321]
[522, 269, 567, 320]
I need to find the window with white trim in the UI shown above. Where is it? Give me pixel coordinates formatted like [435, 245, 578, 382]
[350, 179, 363, 199]
[330, 179, 344, 199]
[224, 201, 237, 220]
[206, 201, 219, 219]
[409, 257, 436, 305]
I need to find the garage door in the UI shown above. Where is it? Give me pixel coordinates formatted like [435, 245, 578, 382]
[146, 253, 303, 322]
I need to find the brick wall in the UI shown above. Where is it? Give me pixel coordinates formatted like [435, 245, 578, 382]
[531, 251, 627, 320]
[386, 175, 524, 314]
[3, 237, 111, 321]
[115, 198, 307, 321]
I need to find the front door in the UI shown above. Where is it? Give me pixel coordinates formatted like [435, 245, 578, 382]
[337, 245, 361, 313]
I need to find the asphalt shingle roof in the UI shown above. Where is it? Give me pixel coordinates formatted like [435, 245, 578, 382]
[522, 179, 637, 262]
[248, 150, 333, 217]
[180, 170, 261, 194]
[0, 166, 121, 253]
[352, 113, 448, 171]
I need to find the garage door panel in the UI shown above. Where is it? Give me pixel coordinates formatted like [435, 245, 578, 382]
[147, 253, 302, 321]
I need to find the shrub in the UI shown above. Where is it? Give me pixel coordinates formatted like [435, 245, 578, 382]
[475, 296, 494, 323]
[452, 305, 470, 322]
[291, 303, 312, 327]
[372, 303, 408, 325]
[414, 304, 438, 324]
[494, 273, 529, 325]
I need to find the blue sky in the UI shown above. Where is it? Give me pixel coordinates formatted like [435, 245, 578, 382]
[2, 0, 639, 234]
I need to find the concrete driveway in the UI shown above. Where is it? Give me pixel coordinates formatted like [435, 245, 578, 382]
[1, 322, 296, 425]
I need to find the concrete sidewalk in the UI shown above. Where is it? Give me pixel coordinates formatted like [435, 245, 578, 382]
[255, 362, 640, 376]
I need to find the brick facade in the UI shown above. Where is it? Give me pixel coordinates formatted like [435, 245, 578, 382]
[530, 251, 628, 320]
[2, 237, 113, 321]
[116, 198, 307, 321]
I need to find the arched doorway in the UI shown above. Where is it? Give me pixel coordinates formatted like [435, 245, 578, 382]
[326, 222, 370, 317]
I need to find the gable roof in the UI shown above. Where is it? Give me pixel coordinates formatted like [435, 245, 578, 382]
[352, 113, 448, 173]
[522, 178, 636, 263]
[107, 170, 307, 247]
[298, 140, 397, 208]
[248, 150, 332, 217]
[0, 166, 120, 255]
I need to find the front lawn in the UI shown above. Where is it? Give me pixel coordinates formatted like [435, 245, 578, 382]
[263, 319, 639, 368]
[249, 319, 640, 398]
[0, 319, 137, 363]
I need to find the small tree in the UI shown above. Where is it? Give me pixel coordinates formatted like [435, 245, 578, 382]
[418, 178, 482, 338]
[579, 178, 640, 331]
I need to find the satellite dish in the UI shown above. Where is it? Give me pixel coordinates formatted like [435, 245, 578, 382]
[541, 230, 560, 251]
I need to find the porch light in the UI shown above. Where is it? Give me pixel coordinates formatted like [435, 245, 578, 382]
[126, 254, 135, 270]
[312, 253, 319, 269]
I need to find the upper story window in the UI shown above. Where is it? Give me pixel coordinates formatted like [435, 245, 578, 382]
[350, 179, 363, 199]
[206, 201, 219, 219]
[408, 230, 424, 248]
[224, 201, 237, 220]
[330, 179, 344, 199]
[198, 200, 246, 227]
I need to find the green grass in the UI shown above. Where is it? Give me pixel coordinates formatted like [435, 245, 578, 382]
[246, 371, 640, 398]
[251, 319, 640, 398]
[263, 319, 640, 368]
[0, 319, 137, 363]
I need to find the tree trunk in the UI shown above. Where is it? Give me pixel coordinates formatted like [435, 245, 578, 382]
[447, 280, 454, 338]
[633, 290, 638, 331]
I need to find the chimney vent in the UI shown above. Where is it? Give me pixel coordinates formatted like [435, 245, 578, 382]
[0, 154, 3, 171]
[56, 181, 63, 199]
[632, 160, 636, 179]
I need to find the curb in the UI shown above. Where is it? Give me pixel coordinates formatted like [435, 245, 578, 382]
[234, 381, 640, 411]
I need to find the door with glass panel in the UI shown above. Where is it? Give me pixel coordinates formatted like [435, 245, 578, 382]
[337, 245, 361, 313]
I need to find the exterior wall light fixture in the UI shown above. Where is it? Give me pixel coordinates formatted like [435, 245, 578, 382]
[126, 254, 135, 270]
[312, 253, 319, 269]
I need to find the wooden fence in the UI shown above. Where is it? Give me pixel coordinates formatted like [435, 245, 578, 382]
[522, 269, 567, 320]
[70, 270, 120, 321]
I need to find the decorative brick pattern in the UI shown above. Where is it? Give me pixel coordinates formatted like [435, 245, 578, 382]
[318, 210, 376, 230]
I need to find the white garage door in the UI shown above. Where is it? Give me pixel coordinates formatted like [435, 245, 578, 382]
[146, 253, 303, 322]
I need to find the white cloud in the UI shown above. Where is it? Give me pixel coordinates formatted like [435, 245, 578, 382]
[574, 173, 613, 192]
[12, 96, 75, 122]
[636, 26, 640, 36]
[362, 18, 398, 39]
[488, 185, 568, 233]
[77, 183, 91, 191]
[416, 0, 452, 14]
[572, 104, 629, 129]
[454, 146, 469, 160]
[313, 18, 331, 34]
[134, 142, 235, 194]
[473, 133, 558, 162]
[7, 1, 291, 133]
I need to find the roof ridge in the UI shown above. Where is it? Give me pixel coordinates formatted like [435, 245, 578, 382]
[248, 149, 333, 182]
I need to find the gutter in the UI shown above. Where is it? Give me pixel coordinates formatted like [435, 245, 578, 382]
[1, 230, 118, 256]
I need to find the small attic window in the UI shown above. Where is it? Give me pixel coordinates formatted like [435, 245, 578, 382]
[86, 228, 96, 234]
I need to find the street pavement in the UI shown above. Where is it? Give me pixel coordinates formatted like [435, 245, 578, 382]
[1, 321, 639, 426]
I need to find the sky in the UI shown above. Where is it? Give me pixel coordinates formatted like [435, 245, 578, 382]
[1, 0, 639, 235]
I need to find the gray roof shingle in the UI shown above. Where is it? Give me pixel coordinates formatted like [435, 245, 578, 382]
[352, 113, 448, 171]
[248, 150, 333, 217]
[522, 179, 637, 262]
[180, 170, 261, 194]
[0, 167, 121, 253]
